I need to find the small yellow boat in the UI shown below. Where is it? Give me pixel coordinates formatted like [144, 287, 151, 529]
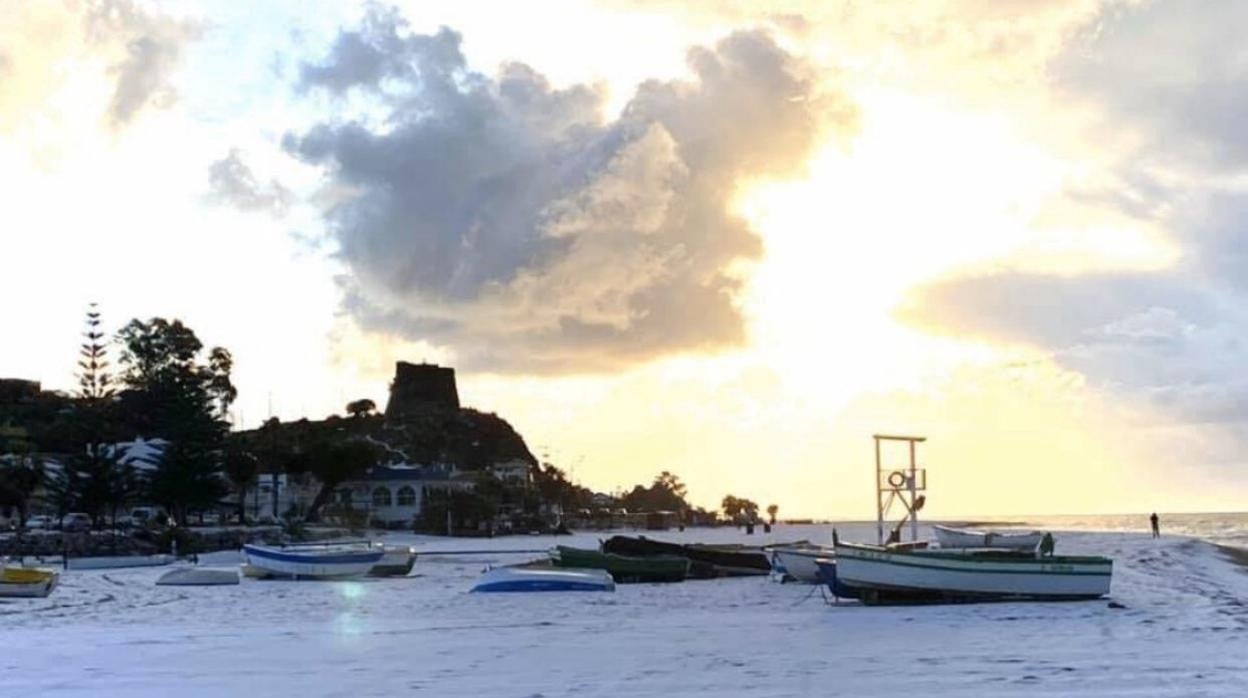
[0, 566, 59, 598]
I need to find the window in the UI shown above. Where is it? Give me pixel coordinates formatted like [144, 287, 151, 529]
[397, 486, 416, 507]
[372, 486, 392, 507]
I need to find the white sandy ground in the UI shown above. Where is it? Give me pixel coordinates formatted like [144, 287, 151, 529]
[2, 524, 1247, 697]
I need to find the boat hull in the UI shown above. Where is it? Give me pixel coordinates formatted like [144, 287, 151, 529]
[813, 559, 860, 599]
[770, 546, 832, 583]
[66, 554, 175, 570]
[933, 525, 1044, 551]
[601, 536, 770, 578]
[369, 547, 418, 577]
[835, 542, 1112, 604]
[0, 568, 58, 598]
[552, 546, 688, 583]
[156, 568, 240, 586]
[241, 544, 383, 579]
[472, 566, 615, 592]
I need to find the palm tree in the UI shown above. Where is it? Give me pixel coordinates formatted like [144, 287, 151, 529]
[766, 504, 779, 526]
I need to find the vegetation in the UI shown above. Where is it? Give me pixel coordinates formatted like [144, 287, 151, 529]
[767, 503, 779, 525]
[721, 495, 760, 524]
[620, 471, 690, 513]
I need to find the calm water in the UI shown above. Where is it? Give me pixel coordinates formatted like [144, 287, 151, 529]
[978, 512, 1248, 551]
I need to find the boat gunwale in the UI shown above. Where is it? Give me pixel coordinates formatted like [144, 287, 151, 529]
[836, 541, 1113, 567]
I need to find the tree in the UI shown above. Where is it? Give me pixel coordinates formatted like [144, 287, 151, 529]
[291, 439, 383, 522]
[0, 450, 44, 528]
[70, 304, 130, 526]
[767, 504, 779, 525]
[116, 318, 236, 524]
[721, 495, 759, 524]
[346, 399, 376, 418]
[222, 448, 260, 524]
[620, 471, 691, 513]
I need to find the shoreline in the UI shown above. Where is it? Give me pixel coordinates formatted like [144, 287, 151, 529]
[1214, 543, 1248, 571]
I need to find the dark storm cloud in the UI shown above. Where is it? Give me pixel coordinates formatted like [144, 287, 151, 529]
[207, 150, 293, 217]
[288, 6, 845, 372]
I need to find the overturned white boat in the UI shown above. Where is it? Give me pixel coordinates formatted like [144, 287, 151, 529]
[66, 554, 175, 570]
[769, 545, 834, 583]
[471, 566, 615, 593]
[834, 541, 1112, 604]
[369, 545, 417, 577]
[241, 543, 382, 580]
[933, 525, 1044, 550]
[156, 567, 240, 586]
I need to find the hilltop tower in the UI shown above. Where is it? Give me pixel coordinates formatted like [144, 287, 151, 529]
[384, 361, 460, 420]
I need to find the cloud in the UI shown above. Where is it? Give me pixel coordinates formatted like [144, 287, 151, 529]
[287, 7, 846, 372]
[207, 149, 293, 217]
[85, 0, 202, 128]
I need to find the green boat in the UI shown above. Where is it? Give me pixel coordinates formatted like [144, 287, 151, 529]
[551, 546, 689, 583]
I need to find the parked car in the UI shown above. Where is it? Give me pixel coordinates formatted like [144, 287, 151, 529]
[24, 515, 55, 530]
[127, 506, 165, 528]
[61, 512, 92, 532]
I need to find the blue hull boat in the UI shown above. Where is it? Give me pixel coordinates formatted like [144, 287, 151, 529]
[471, 566, 615, 593]
[815, 558, 860, 599]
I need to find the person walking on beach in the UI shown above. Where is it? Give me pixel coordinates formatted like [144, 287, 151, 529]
[1149, 512, 1160, 539]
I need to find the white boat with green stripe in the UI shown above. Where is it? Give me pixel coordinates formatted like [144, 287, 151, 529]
[834, 541, 1113, 604]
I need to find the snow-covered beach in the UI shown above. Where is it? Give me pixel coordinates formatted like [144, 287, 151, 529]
[4, 524, 1247, 697]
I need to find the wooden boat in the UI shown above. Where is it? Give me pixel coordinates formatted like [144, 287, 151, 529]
[156, 567, 240, 586]
[369, 545, 417, 577]
[933, 525, 1044, 550]
[241, 543, 383, 580]
[769, 545, 833, 583]
[551, 546, 688, 583]
[814, 558, 860, 599]
[834, 541, 1112, 604]
[0, 566, 59, 598]
[66, 554, 175, 570]
[601, 536, 770, 578]
[471, 566, 615, 592]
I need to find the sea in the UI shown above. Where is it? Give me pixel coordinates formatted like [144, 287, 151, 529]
[964, 512, 1248, 552]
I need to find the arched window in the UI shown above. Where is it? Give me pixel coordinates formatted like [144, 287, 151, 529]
[397, 486, 416, 507]
[372, 486, 392, 507]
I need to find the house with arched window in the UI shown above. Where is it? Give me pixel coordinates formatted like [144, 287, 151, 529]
[335, 464, 476, 527]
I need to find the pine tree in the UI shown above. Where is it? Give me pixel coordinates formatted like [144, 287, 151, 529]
[72, 304, 128, 527]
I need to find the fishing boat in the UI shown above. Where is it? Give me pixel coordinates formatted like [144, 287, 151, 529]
[601, 536, 770, 578]
[933, 525, 1044, 550]
[834, 541, 1113, 604]
[471, 566, 615, 592]
[369, 545, 417, 577]
[240, 543, 383, 580]
[813, 558, 860, 599]
[156, 567, 240, 586]
[769, 545, 834, 583]
[551, 545, 688, 583]
[0, 566, 59, 598]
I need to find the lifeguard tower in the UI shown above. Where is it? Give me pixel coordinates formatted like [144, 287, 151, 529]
[873, 434, 927, 545]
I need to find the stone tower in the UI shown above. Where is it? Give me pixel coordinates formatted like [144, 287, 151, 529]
[384, 361, 460, 420]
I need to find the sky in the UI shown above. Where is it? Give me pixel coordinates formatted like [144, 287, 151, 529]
[3, 0, 1248, 519]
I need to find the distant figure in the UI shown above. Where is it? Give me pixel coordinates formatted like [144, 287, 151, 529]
[1150, 512, 1160, 539]
[1039, 532, 1055, 557]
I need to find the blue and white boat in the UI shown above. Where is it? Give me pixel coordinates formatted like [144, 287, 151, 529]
[814, 558, 861, 599]
[770, 545, 833, 583]
[471, 566, 615, 593]
[241, 543, 383, 580]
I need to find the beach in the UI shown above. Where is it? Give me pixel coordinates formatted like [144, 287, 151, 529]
[3, 524, 1247, 697]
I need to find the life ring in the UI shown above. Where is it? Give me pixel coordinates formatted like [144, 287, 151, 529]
[887, 471, 907, 488]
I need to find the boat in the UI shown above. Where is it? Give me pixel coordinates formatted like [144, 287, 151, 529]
[0, 566, 59, 598]
[471, 566, 615, 592]
[814, 558, 860, 599]
[933, 525, 1044, 550]
[369, 545, 417, 577]
[601, 536, 770, 578]
[834, 541, 1113, 604]
[156, 567, 240, 586]
[551, 545, 688, 583]
[240, 543, 383, 580]
[66, 554, 175, 570]
[769, 545, 834, 583]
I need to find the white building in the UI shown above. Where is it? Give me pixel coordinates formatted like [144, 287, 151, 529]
[335, 464, 476, 527]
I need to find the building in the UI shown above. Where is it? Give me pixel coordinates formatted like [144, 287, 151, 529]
[335, 464, 476, 527]
[489, 459, 533, 485]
